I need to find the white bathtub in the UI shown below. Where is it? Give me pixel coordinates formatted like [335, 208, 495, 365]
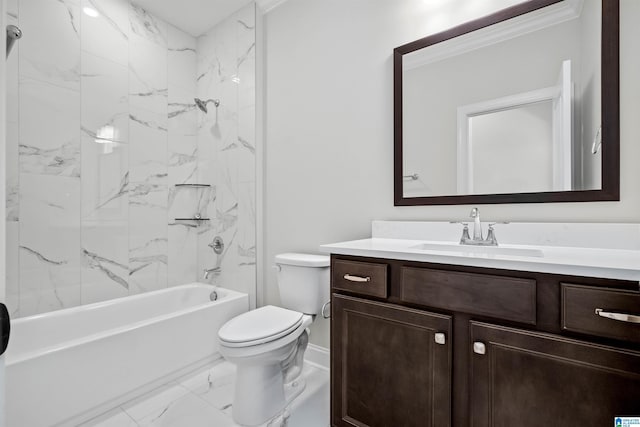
[5, 283, 248, 427]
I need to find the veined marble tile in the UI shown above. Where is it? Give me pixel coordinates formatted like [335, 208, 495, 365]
[167, 183, 205, 287]
[80, 407, 139, 427]
[196, 185, 217, 220]
[81, 52, 129, 143]
[6, 121, 19, 221]
[167, 223, 197, 287]
[129, 34, 168, 114]
[129, 178, 168, 294]
[81, 222, 129, 305]
[168, 185, 201, 221]
[128, 232, 168, 295]
[237, 182, 256, 268]
[129, 3, 167, 48]
[179, 361, 236, 411]
[168, 25, 197, 94]
[129, 177, 168, 215]
[81, 136, 128, 220]
[195, 32, 219, 92]
[19, 78, 80, 177]
[168, 86, 197, 137]
[129, 107, 168, 183]
[6, 181, 20, 222]
[196, 118, 217, 185]
[129, 182, 168, 297]
[81, 0, 129, 66]
[19, 173, 80, 226]
[238, 104, 256, 184]
[237, 7, 256, 95]
[121, 381, 189, 422]
[216, 152, 239, 216]
[168, 135, 198, 185]
[6, 0, 18, 20]
[6, 222, 20, 317]
[20, 0, 80, 91]
[136, 391, 232, 427]
[19, 174, 81, 316]
[206, 17, 236, 86]
[236, 3, 256, 35]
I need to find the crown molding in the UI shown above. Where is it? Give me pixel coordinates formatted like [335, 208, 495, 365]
[404, 0, 584, 71]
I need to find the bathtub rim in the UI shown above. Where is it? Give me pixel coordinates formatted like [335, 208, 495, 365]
[6, 284, 247, 366]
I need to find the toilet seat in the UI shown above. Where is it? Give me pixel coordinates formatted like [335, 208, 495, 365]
[218, 305, 304, 348]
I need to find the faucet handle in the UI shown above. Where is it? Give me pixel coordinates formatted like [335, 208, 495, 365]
[487, 221, 510, 228]
[450, 221, 470, 244]
[484, 222, 508, 246]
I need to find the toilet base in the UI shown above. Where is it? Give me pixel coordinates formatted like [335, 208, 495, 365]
[231, 364, 307, 426]
[233, 363, 284, 425]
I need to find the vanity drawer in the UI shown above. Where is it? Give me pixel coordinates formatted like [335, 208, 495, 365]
[561, 284, 640, 344]
[332, 259, 388, 298]
[400, 267, 536, 324]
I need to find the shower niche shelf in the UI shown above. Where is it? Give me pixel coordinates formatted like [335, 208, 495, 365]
[175, 215, 210, 223]
[174, 184, 211, 188]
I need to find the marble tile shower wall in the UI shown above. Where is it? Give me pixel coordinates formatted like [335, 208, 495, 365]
[5, 0, 256, 317]
[195, 4, 257, 309]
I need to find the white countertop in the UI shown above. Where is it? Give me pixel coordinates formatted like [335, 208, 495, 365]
[319, 222, 640, 282]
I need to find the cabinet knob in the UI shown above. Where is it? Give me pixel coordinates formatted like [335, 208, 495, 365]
[473, 341, 486, 355]
[434, 332, 446, 345]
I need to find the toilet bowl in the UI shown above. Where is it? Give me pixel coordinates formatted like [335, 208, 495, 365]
[217, 253, 329, 426]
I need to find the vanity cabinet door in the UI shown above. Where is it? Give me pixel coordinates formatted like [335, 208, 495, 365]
[331, 294, 452, 427]
[469, 322, 640, 427]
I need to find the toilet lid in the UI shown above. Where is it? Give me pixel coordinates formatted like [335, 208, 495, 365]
[218, 305, 303, 347]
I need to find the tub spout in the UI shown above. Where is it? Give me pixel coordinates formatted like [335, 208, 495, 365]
[203, 267, 220, 280]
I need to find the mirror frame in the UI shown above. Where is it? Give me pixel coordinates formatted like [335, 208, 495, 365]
[393, 0, 619, 206]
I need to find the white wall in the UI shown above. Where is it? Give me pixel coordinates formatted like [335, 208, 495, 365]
[263, 0, 640, 348]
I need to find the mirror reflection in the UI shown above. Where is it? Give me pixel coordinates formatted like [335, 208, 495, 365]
[401, 0, 601, 198]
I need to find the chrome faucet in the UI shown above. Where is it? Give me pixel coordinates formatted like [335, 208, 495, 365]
[470, 208, 482, 240]
[452, 208, 506, 246]
[203, 267, 220, 280]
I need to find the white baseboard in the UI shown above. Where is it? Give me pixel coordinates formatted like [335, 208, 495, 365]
[305, 344, 329, 370]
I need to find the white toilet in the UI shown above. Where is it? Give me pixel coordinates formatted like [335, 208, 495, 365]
[217, 253, 330, 426]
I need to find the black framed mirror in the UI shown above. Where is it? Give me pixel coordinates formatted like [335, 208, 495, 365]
[394, 0, 619, 206]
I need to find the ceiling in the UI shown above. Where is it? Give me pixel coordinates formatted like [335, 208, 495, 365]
[130, 0, 254, 37]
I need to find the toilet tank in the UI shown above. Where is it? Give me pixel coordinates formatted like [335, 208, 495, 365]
[274, 253, 330, 315]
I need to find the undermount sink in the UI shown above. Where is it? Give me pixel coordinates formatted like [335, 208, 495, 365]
[409, 242, 544, 258]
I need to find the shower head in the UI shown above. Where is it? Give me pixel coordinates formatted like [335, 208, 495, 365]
[6, 25, 22, 58]
[194, 98, 220, 114]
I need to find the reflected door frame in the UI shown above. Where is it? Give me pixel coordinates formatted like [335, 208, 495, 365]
[456, 60, 572, 194]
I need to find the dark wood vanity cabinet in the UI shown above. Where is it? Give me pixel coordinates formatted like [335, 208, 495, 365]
[331, 294, 452, 426]
[470, 322, 640, 426]
[330, 255, 640, 427]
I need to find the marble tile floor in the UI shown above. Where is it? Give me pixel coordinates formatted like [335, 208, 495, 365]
[80, 358, 329, 427]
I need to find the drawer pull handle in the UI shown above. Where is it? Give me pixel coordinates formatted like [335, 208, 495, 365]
[473, 342, 486, 355]
[343, 274, 371, 283]
[434, 333, 446, 345]
[595, 308, 640, 324]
